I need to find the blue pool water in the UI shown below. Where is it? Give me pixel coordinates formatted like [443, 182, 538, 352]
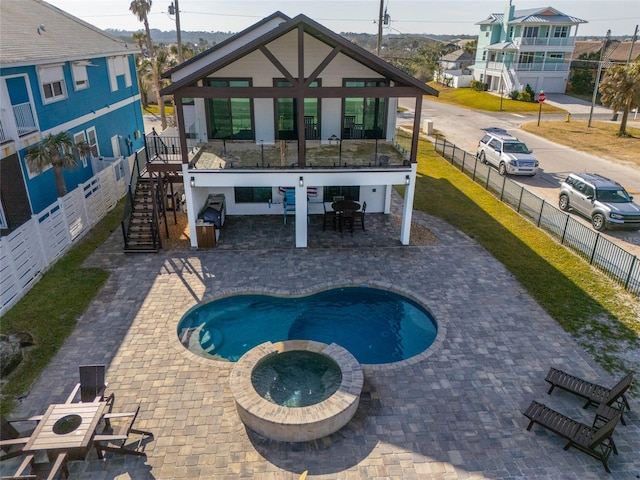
[177, 287, 437, 364]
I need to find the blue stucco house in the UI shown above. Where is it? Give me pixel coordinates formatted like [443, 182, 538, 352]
[0, 0, 145, 231]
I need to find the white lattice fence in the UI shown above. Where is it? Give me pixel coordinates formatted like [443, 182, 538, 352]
[0, 157, 128, 315]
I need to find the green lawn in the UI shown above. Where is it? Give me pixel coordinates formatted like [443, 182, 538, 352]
[428, 83, 566, 114]
[405, 140, 639, 383]
[0, 201, 124, 416]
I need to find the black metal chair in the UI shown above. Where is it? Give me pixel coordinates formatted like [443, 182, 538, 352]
[353, 201, 366, 231]
[322, 202, 336, 231]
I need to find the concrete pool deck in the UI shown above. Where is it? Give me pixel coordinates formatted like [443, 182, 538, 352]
[2, 195, 638, 479]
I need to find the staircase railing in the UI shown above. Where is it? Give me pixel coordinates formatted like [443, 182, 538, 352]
[121, 148, 159, 251]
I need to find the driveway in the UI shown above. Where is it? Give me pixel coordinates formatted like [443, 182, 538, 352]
[1, 200, 638, 479]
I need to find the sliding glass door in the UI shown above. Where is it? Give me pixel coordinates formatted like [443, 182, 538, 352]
[207, 79, 254, 140]
[343, 79, 386, 139]
[274, 79, 320, 140]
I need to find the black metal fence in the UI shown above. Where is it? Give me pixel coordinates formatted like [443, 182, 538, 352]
[434, 135, 640, 297]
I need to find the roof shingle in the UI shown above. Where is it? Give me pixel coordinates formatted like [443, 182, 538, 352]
[0, 0, 136, 67]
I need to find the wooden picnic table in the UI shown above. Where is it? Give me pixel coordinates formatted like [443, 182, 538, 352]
[24, 401, 107, 459]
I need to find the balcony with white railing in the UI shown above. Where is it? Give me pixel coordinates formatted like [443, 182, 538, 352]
[13, 102, 37, 137]
[0, 119, 8, 144]
[514, 62, 570, 72]
[519, 37, 575, 47]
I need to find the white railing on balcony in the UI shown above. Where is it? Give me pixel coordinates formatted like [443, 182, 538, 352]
[515, 62, 570, 72]
[0, 119, 8, 144]
[13, 102, 37, 136]
[517, 37, 575, 47]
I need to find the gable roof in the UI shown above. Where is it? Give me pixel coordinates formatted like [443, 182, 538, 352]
[476, 6, 586, 26]
[440, 50, 474, 63]
[162, 11, 291, 81]
[162, 13, 438, 97]
[0, 0, 135, 68]
[573, 40, 640, 64]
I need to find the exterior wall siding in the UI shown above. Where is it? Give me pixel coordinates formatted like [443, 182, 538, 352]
[2, 53, 144, 214]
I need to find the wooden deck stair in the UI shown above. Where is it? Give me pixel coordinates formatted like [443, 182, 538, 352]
[124, 178, 160, 253]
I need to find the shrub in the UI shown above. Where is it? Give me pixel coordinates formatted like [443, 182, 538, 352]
[470, 80, 489, 92]
[518, 91, 532, 102]
[509, 90, 519, 100]
[525, 84, 536, 102]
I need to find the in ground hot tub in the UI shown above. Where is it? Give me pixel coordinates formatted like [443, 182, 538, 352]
[230, 340, 363, 442]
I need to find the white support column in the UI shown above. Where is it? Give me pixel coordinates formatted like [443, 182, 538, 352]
[183, 165, 198, 248]
[383, 184, 392, 214]
[295, 180, 308, 248]
[400, 164, 417, 245]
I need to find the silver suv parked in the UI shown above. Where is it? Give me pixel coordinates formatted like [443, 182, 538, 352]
[559, 173, 640, 231]
[476, 128, 538, 176]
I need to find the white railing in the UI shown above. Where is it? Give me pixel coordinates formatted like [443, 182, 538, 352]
[0, 157, 129, 316]
[519, 37, 575, 47]
[515, 62, 570, 72]
[13, 102, 37, 136]
[0, 119, 8, 144]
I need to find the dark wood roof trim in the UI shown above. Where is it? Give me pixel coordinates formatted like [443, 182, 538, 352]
[173, 85, 427, 99]
[304, 45, 341, 87]
[161, 13, 439, 97]
[161, 11, 290, 79]
[259, 45, 297, 85]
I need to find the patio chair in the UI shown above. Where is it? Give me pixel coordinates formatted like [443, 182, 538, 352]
[523, 400, 620, 473]
[353, 201, 366, 231]
[1, 416, 41, 462]
[322, 202, 336, 231]
[2, 451, 69, 479]
[545, 368, 632, 425]
[93, 405, 153, 458]
[65, 365, 115, 406]
[283, 189, 295, 224]
[283, 190, 309, 225]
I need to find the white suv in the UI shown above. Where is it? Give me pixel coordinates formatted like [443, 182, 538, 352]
[476, 128, 539, 176]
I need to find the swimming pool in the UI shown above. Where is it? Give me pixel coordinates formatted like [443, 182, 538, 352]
[177, 286, 437, 364]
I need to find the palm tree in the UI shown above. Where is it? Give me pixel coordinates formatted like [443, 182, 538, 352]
[25, 131, 92, 197]
[149, 49, 176, 129]
[599, 62, 640, 136]
[129, 0, 154, 56]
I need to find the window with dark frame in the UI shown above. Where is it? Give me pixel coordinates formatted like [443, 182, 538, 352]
[323, 186, 360, 202]
[342, 79, 387, 139]
[206, 78, 254, 140]
[234, 187, 272, 203]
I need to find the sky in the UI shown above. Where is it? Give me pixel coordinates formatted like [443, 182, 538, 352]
[48, 0, 639, 38]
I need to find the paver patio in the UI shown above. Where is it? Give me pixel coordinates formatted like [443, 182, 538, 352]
[2, 196, 638, 479]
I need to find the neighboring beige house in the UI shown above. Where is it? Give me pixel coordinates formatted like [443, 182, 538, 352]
[154, 12, 438, 249]
[572, 40, 640, 65]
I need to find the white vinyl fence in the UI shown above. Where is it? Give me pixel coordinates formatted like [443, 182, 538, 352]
[0, 157, 129, 315]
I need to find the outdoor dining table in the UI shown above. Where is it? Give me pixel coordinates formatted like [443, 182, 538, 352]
[331, 200, 361, 233]
[23, 401, 107, 460]
[331, 200, 361, 213]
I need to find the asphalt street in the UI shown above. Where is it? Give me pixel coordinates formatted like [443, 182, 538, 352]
[397, 95, 640, 255]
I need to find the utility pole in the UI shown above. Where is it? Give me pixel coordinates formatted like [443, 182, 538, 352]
[377, 0, 384, 56]
[169, 0, 183, 63]
[627, 25, 638, 64]
[588, 29, 610, 127]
